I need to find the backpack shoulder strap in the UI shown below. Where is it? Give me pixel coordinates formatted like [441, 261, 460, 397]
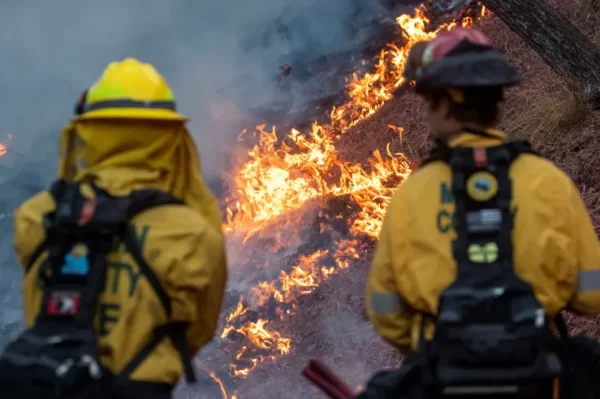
[120, 189, 184, 317]
[35, 182, 117, 327]
[126, 189, 185, 220]
[419, 135, 539, 169]
[419, 138, 540, 272]
[25, 180, 69, 273]
[449, 141, 529, 268]
[419, 139, 451, 168]
[115, 189, 197, 384]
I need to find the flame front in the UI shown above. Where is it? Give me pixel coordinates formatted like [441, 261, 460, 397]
[204, 5, 487, 395]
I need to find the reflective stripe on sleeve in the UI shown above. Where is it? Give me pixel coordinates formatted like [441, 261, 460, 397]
[577, 270, 600, 292]
[370, 292, 403, 313]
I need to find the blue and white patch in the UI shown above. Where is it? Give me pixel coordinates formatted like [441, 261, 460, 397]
[60, 243, 90, 275]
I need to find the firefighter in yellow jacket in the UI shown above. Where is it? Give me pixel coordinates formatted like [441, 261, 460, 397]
[361, 27, 600, 398]
[8, 58, 227, 399]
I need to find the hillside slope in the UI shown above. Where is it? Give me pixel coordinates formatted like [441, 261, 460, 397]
[227, 1, 600, 398]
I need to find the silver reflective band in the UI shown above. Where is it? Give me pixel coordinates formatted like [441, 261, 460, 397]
[577, 270, 600, 292]
[371, 292, 403, 313]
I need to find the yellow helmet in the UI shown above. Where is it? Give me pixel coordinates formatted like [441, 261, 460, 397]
[78, 57, 187, 121]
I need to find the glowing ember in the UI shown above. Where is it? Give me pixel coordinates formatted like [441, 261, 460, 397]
[0, 134, 12, 157]
[202, 5, 488, 396]
[209, 370, 229, 399]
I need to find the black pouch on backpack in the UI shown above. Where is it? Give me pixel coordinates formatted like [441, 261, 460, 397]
[0, 323, 107, 398]
[0, 181, 196, 399]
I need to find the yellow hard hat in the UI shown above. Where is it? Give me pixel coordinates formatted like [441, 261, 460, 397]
[78, 58, 187, 121]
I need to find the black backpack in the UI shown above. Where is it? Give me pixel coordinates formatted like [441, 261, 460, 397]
[420, 134, 563, 398]
[0, 181, 197, 399]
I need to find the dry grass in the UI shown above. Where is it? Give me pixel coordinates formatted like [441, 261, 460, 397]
[502, 81, 589, 145]
[228, 2, 600, 397]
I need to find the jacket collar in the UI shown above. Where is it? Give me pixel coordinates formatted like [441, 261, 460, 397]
[448, 128, 507, 148]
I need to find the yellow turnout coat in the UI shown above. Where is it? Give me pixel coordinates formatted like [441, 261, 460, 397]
[14, 119, 227, 385]
[367, 129, 600, 354]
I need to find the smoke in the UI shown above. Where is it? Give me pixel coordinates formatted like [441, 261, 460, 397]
[430, 0, 476, 14]
[0, 0, 386, 181]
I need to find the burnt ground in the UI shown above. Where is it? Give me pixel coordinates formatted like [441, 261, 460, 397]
[221, 1, 600, 398]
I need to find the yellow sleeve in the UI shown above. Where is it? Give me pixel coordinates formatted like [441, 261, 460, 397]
[168, 225, 228, 355]
[366, 193, 415, 354]
[13, 192, 53, 269]
[13, 205, 31, 268]
[567, 181, 600, 315]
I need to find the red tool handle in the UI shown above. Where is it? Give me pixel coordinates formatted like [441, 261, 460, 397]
[302, 359, 355, 399]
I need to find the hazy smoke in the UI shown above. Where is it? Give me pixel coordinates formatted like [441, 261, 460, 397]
[431, 0, 476, 14]
[0, 0, 386, 180]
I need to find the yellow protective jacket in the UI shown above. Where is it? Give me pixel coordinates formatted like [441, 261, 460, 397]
[14, 119, 227, 386]
[366, 129, 600, 354]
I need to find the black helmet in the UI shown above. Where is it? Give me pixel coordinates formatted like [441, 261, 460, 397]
[403, 27, 521, 94]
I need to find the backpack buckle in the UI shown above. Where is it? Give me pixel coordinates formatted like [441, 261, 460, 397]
[55, 355, 103, 380]
[473, 147, 487, 167]
[79, 199, 96, 225]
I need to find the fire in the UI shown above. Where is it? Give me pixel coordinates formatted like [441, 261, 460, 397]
[0, 134, 12, 157]
[209, 370, 229, 399]
[206, 4, 488, 395]
[224, 6, 477, 238]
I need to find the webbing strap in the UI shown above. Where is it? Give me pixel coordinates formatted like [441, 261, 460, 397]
[419, 129, 538, 169]
[117, 195, 197, 383]
[99, 190, 196, 383]
[26, 180, 70, 273]
[122, 227, 171, 317]
[75, 247, 111, 326]
[554, 313, 570, 340]
[450, 144, 515, 271]
[122, 226, 197, 383]
[116, 323, 196, 383]
[126, 189, 184, 220]
[26, 240, 48, 273]
[116, 327, 172, 379]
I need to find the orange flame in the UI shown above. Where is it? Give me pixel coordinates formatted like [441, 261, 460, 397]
[0, 133, 12, 157]
[209, 370, 229, 399]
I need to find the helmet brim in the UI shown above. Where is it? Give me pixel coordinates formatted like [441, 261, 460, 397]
[76, 108, 188, 121]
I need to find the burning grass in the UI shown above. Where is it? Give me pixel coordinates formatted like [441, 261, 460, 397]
[177, 1, 600, 397]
